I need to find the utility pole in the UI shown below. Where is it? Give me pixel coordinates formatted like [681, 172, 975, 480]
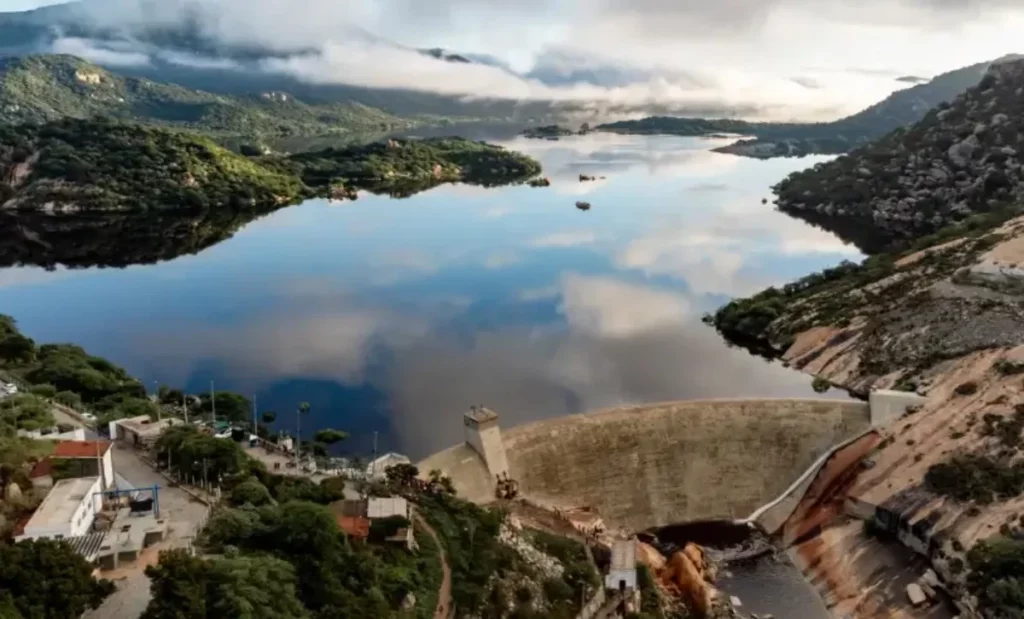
[252, 395, 258, 436]
[372, 431, 378, 478]
[182, 393, 189, 424]
[154, 381, 161, 421]
[210, 380, 215, 425]
[295, 405, 301, 467]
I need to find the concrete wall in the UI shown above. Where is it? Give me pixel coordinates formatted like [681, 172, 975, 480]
[424, 398, 870, 531]
[465, 415, 508, 478]
[868, 390, 927, 427]
[419, 444, 496, 504]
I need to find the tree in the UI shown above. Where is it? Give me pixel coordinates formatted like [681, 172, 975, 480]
[230, 477, 273, 507]
[53, 391, 82, 409]
[385, 463, 420, 490]
[967, 536, 1024, 617]
[296, 402, 310, 456]
[156, 425, 247, 483]
[0, 538, 114, 619]
[142, 550, 308, 619]
[0, 332, 36, 365]
[427, 469, 456, 496]
[28, 384, 57, 398]
[200, 392, 251, 424]
[0, 394, 55, 431]
[261, 411, 276, 424]
[313, 428, 348, 445]
[207, 555, 308, 619]
[142, 550, 208, 619]
[811, 376, 831, 393]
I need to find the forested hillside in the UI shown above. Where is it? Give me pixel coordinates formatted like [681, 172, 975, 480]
[0, 55, 411, 138]
[0, 118, 543, 213]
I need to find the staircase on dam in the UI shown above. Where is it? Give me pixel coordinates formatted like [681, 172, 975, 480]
[418, 392, 925, 533]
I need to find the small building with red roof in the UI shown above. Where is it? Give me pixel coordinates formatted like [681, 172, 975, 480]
[43, 441, 114, 490]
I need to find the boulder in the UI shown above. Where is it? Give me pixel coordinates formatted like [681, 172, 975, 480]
[906, 583, 927, 606]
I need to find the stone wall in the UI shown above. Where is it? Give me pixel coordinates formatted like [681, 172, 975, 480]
[422, 398, 870, 531]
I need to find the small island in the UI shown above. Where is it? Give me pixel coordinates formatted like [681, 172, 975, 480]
[521, 125, 575, 139]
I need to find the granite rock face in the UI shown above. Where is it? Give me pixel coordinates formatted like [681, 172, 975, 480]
[774, 59, 1024, 252]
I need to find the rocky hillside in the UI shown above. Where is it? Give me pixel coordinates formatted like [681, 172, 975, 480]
[0, 54, 410, 138]
[773, 58, 1024, 252]
[712, 212, 1024, 618]
[710, 62, 1024, 619]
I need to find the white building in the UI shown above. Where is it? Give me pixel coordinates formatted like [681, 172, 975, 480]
[605, 540, 638, 592]
[109, 415, 181, 447]
[52, 440, 115, 490]
[366, 452, 411, 480]
[15, 476, 103, 541]
[367, 496, 410, 520]
[17, 427, 87, 441]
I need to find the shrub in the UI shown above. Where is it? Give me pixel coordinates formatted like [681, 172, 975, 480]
[994, 359, 1024, 376]
[954, 381, 979, 396]
[29, 384, 57, 398]
[54, 391, 82, 408]
[967, 537, 1024, 616]
[926, 454, 1024, 503]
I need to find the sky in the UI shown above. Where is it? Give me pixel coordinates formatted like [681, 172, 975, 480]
[4, 0, 1024, 120]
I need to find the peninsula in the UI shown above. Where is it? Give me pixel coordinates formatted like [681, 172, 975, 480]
[0, 118, 542, 214]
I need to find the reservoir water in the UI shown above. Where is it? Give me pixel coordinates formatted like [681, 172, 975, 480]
[0, 133, 859, 457]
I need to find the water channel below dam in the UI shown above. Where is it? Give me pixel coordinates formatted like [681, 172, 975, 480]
[645, 520, 831, 619]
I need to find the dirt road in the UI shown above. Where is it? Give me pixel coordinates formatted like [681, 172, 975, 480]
[414, 512, 452, 619]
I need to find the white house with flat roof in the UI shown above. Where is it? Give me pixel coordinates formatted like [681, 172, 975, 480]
[367, 496, 410, 520]
[605, 539, 638, 592]
[366, 453, 411, 480]
[16, 476, 102, 541]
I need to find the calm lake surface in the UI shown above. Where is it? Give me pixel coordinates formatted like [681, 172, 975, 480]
[0, 133, 859, 457]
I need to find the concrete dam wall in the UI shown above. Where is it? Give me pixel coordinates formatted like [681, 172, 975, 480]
[419, 398, 875, 532]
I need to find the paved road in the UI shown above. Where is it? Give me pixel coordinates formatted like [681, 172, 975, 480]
[84, 445, 211, 619]
[414, 512, 452, 619]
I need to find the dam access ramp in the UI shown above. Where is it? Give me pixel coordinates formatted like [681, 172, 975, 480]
[419, 394, 922, 531]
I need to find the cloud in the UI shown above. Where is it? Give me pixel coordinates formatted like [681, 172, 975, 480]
[528, 231, 598, 248]
[50, 0, 1024, 121]
[51, 37, 151, 67]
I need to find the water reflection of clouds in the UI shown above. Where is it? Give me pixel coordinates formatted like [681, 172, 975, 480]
[503, 134, 741, 183]
[617, 199, 860, 297]
[142, 271, 831, 456]
[528, 231, 599, 248]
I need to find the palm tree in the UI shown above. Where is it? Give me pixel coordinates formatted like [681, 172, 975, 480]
[295, 402, 310, 464]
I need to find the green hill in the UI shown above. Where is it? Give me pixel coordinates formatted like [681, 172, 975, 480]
[0, 117, 306, 212]
[0, 54, 412, 138]
[773, 58, 1024, 251]
[0, 117, 542, 215]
